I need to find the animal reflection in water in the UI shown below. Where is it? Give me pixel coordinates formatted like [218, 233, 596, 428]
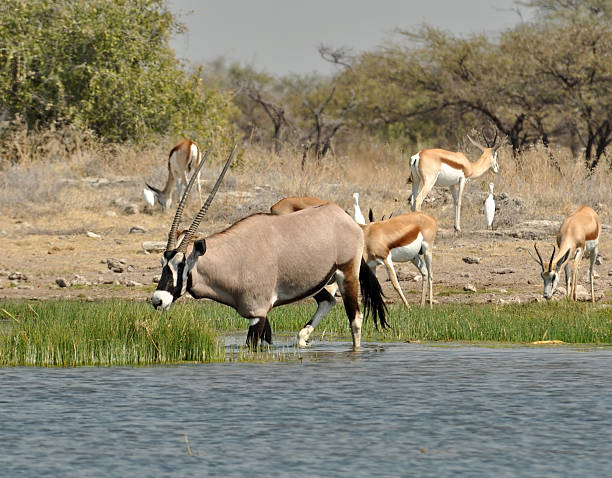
[151, 149, 387, 349]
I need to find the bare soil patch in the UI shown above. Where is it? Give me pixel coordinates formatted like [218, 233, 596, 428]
[1, 144, 610, 306]
[1, 203, 609, 306]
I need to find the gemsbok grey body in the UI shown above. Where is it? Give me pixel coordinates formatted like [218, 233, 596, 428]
[152, 151, 387, 349]
[272, 196, 437, 309]
[529, 206, 601, 303]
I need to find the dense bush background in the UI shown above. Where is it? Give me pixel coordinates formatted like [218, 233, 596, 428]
[0, 0, 232, 144]
[0, 0, 609, 170]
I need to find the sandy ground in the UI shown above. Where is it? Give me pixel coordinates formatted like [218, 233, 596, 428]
[1, 207, 610, 306]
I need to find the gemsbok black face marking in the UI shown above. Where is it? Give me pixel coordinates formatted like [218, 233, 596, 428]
[152, 250, 187, 310]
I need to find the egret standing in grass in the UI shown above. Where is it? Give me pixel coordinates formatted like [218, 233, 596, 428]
[353, 192, 366, 225]
[484, 182, 495, 230]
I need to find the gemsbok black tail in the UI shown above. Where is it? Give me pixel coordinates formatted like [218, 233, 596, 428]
[359, 258, 388, 329]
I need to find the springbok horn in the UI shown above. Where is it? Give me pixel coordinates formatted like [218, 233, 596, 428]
[177, 144, 238, 253]
[482, 128, 498, 148]
[145, 182, 162, 194]
[166, 146, 213, 251]
[548, 245, 556, 271]
[466, 134, 485, 151]
[532, 243, 545, 269]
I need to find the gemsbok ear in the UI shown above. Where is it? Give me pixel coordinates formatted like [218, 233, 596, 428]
[194, 239, 207, 256]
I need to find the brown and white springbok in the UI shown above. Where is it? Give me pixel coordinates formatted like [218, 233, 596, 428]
[529, 206, 601, 303]
[410, 130, 502, 232]
[144, 139, 205, 213]
[362, 212, 437, 308]
[152, 154, 387, 350]
[272, 196, 437, 308]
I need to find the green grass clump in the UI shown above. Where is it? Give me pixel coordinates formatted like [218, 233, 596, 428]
[371, 302, 612, 344]
[236, 300, 610, 345]
[1, 299, 609, 367]
[0, 301, 223, 366]
[178, 299, 611, 345]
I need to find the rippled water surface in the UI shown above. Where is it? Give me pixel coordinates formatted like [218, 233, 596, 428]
[1, 342, 612, 477]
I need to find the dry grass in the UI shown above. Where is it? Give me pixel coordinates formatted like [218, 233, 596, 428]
[0, 125, 609, 233]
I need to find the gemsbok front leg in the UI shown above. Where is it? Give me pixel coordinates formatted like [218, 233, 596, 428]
[246, 317, 272, 348]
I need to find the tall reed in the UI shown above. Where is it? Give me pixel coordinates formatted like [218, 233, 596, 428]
[0, 301, 223, 366]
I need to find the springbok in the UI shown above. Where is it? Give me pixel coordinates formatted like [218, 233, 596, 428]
[529, 206, 601, 302]
[362, 212, 437, 308]
[144, 139, 205, 212]
[410, 129, 502, 232]
[152, 153, 387, 350]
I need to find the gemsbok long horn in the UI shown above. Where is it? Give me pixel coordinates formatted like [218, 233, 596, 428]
[166, 146, 213, 251]
[176, 144, 238, 253]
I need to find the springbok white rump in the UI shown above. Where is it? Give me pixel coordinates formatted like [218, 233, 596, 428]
[144, 139, 206, 212]
[362, 212, 438, 308]
[152, 157, 387, 350]
[529, 206, 601, 303]
[410, 129, 502, 232]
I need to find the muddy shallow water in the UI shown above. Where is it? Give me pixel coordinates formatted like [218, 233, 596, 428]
[1, 342, 611, 477]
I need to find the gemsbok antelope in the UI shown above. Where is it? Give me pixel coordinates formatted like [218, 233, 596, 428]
[410, 129, 502, 232]
[362, 212, 437, 308]
[529, 206, 601, 303]
[144, 139, 205, 212]
[152, 153, 387, 350]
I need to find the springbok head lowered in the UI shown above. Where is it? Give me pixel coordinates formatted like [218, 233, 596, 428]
[144, 148, 213, 213]
[466, 128, 503, 174]
[151, 146, 237, 310]
[528, 243, 571, 300]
